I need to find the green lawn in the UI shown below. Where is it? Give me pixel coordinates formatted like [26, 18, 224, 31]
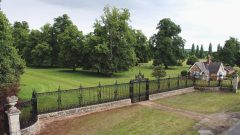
[155, 91, 240, 114]
[19, 62, 189, 99]
[38, 105, 197, 135]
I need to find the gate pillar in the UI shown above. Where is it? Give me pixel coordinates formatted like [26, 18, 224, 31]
[5, 96, 21, 135]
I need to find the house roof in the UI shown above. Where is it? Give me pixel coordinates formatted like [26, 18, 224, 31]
[195, 62, 209, 74]
[205, 62, 222, 74]
[224, 66, 235, 72]
[190, 62, 223, 74]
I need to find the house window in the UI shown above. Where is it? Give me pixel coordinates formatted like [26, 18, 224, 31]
[193, 71, 200, 78]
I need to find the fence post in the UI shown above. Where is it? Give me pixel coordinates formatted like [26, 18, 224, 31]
[177, 75, 180, 88]
[185, 76, 188, 87]
[158, 78, 160, 93]
[218, 79, 221, 87]
[129, 80, 134, 103]
[31, 90, 38, 117]
[57, 86, 62, 111]
[208, 79, 210, 87]
[5, 96, 21, 135]
[79, 85, 83, 106]
[98, 82, 102, 102]
[146, 79, 149, 100]
[114, 81, 118, 100]
[168, 75, 170, 90]
[193, 77, 196, 86]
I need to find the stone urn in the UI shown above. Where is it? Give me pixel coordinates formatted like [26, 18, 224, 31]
[6, 96, 20, 114]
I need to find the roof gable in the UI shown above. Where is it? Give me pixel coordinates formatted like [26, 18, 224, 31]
[189, 62, 223, 75]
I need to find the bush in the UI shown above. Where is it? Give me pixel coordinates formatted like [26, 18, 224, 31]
[181, 70, 188, 76]
[152, 64, 167, 79]
[186, 55, 199, 65]
[0, 44, 26, 84]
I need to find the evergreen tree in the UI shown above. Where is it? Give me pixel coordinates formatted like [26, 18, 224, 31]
[152, 64, 166, 79]
[196, 45, 200, 58]
[208, 43, 212, 55]
[199, 45, 204, 58]
[217, 44, 222, 52]
[191, 43, 195, 55]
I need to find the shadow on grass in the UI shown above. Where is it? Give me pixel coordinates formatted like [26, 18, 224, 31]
[58, 69, 127, 78]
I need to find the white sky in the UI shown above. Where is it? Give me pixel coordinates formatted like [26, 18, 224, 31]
[2, 0, 240, 51]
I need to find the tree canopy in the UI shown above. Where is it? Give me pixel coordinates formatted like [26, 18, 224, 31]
[186, 55, 198, 65]
[151, 18, 185, 68]
[217, 37, 240, 66]
[82, 6, 137, 75]
[0, 12, 25, 85]
[152, 64, 166, 79]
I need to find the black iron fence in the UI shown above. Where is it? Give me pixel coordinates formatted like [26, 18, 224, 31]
[4, 76, 233, 132]
[149, 76, 193, 94]
[16, 92, 38, 129]
[36, 82, 130, 114]
[35, 76, 193, 114]
[194, 79, 233, 89]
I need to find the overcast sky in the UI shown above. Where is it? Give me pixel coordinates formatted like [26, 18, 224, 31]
[2, 0, 240, 51]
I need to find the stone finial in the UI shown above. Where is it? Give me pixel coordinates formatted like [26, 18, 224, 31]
[6, 96, 20, 114]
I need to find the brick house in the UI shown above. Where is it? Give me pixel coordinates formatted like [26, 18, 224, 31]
[188, 56, 227, 80]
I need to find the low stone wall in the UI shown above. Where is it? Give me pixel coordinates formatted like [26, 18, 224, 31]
[194, 86, 232, 92]
[21, 120, 39, 135]
[20, 99, 131, 135]
[38, 99, 131, 119]
[149, 87, 195, 100]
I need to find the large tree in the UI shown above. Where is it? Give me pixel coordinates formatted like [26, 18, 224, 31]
[218, 37, 240, 66]
[22, 29, 42, 65]
[31, 42, 52, 67]
[132, 30, 150, 63]
[51, 14, 73, 66]
[0, 11, 25, 87]
[58, 25, 84, 71]
[12, 21, 30, 55]
[83, 6, 137, 75]
[151, 18, 185, 68]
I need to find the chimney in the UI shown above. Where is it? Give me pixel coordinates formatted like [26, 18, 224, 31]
[207, 54, 211, 64]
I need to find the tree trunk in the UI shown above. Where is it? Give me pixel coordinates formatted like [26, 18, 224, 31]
[73, 67, 76, 72]
[164, 64, 168, 69]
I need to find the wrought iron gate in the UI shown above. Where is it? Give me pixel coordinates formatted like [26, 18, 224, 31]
[129, 72, 149, 103]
